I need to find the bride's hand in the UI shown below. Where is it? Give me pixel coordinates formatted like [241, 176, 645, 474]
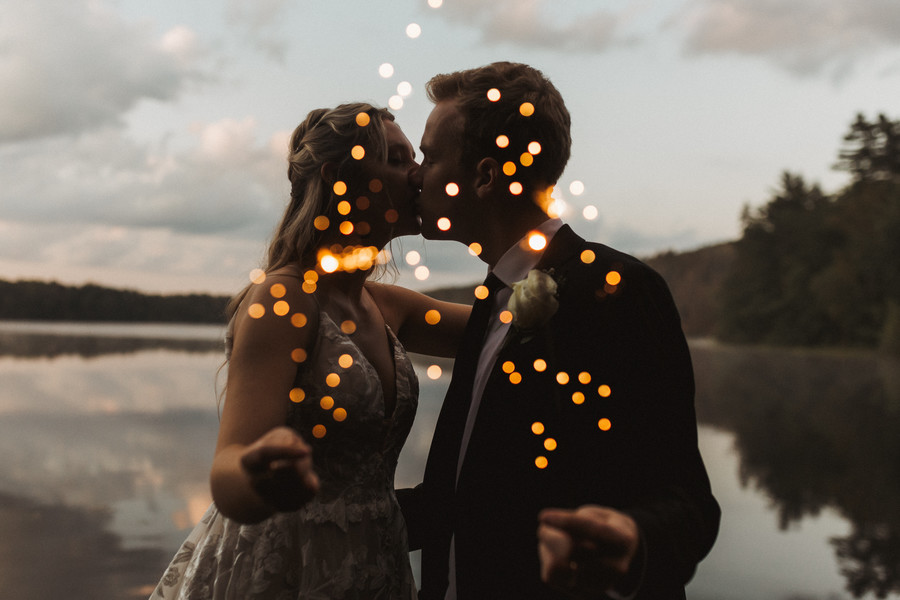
[240, 426, 320, 512]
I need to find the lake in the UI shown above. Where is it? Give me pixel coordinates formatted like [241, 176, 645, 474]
[1, 321, 898, 599]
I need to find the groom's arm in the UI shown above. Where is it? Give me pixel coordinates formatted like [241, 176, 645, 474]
[396, 484, 427, 551]
[602, 263, 720, 593]
[539, 256, 719, 597]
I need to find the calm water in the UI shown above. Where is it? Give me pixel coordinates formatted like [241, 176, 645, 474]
[1, 321, 898, 599]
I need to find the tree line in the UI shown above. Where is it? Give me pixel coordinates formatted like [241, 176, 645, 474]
[718, 113, 900, 353]
[0, 279, 229, 324]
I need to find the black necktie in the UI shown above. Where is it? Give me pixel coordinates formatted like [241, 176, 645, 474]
[430, 272, 505, 477]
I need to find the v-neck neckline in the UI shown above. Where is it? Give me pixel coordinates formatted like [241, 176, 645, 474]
[319, 310, 401, 424]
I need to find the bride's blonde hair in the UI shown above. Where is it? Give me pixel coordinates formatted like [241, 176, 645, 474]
[225, 103, 395, 325]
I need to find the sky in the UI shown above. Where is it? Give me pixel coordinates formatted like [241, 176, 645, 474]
[1, 0, 898, 295]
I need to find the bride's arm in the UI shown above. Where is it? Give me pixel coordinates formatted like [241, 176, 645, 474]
[366, 282, 471, 357]
[210, 276, 320, 524]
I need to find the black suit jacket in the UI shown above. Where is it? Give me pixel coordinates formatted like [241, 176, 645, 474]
[399, 225, 720, 600]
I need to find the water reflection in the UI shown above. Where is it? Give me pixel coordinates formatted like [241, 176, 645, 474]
[0, 321, 223, 358]
[692, 342, 900, 598]
[1, 327, 899, 598]
[0, 492, 166, 599]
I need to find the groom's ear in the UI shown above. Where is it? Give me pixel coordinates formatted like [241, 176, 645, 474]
[474, 157, 500, 199]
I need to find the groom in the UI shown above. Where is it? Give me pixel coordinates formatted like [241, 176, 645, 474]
[399, 62, 720, 599]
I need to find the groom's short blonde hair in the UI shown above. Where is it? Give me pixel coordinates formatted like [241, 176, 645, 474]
[426, 61, 571, 189]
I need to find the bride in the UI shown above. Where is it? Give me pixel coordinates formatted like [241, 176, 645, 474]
[152, 103, 469, 599]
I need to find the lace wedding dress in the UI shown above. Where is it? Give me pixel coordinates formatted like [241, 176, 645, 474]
[152, 311, 419, 599]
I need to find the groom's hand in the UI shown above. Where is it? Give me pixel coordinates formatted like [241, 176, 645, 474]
[537, 505, 640, 598]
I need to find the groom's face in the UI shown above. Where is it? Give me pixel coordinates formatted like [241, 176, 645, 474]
[412, 100, 476, 243]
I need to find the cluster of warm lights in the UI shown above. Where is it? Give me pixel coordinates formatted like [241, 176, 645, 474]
[317, 245, 385, 274]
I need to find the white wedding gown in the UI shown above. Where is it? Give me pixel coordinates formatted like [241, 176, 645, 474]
[151, 312, 419, 599]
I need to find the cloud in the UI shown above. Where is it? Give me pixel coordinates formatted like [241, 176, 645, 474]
[0, 0, 206, 142]
[224, 0, 292, 61]
[431, 0, 629, 52]
[0, 118, 289, 238]
[672, 0, 900, 77]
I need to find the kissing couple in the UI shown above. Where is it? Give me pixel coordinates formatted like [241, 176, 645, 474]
[152, 61, 719, 600]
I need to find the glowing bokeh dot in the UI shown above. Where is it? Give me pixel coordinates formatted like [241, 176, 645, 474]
[356, 112, 370, 127]
[474, 285, 489, 300]
[598, 384, 612, 398]
[427, 364, 442, 379]
[337, 200, 351, 215]
[528, 232, 547, 250]
[291, 348, 307, 363]
[606, 271, 622, 286]
[325, 373, 340, 387]
[405, 251, 421, 266]
[269, 283, 286, 298]
[583, 205, 599, 220]
[572, 391, 585, 405]
[425, 309, 441, 325]
[384, 209, 399, 223]
[544, 438, 557, 451]
[445, 182, 459, 196]
[487, 88, 501, 102]
[291, 313, 307, 328]
[314, 215, 330, 231]
[509, 372, 522, 384]
[313, 424, 326, 438]
[249, 268, 266, 284]
[369, 179, 383, 193]
[519, 102, 535, 116]
[528, 141, 542, 155]
[520, 152, 534, 167]
[320, 396, 334, 410]
[509, 182, 523, 195]
[378, 63, 394, 78]
[578, 371, 592, 384]
[289, 388, 305, 403]
[598, 418, 612, 431]
[338, 354, 353, 369]
[341, 320, 357, 334]
[502, 361, 515, 374]
[428, 0, 442, 7]
[333, 408, 347, 422]
[499, 310, 513, 324]
[333, 181, 347, 195]
[415, 266, 430, 281]
[535, 456, 548, 469]
[248, 303, 265, 319]
[320, 254, 339, 273]
[389, 95, 404, 110]
[531, 421, 545, 435]
[503, 161, 517, 176]
[468, 242, 482, 256]
[570, 180, 585, 195]
[406, 23, 421, 38]
[351, 145, 365, 160]
[556, 371, 570, 385]
[273, 300, 290, 316]
[581, 249, 596, 264]
[437, 217, 451, 231]
[339, 221, 354, 235]
[533, 358, 547, 372]
[496, 135, 509, 148]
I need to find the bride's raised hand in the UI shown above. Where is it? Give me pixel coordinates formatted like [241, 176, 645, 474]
[241, 426, 320, 512]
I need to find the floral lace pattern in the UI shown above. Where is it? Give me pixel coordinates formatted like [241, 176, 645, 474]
[152, 312, 419, 599]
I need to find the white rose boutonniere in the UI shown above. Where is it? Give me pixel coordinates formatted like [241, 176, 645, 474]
[508, 269, 558, 332]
